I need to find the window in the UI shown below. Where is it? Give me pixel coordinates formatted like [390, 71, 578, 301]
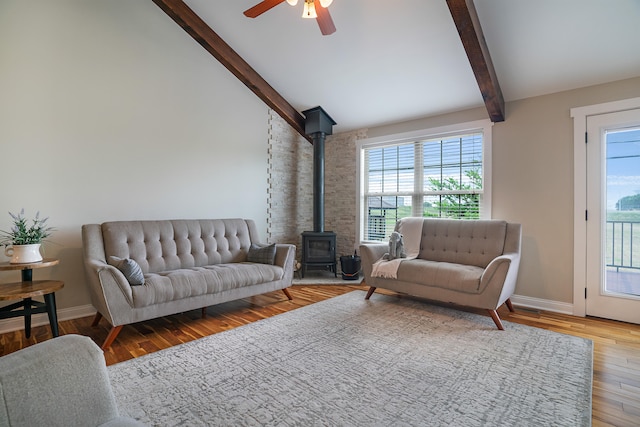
[357, 120, 492, 242]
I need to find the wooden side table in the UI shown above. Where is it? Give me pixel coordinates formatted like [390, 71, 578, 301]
[0, 259, 64, 338]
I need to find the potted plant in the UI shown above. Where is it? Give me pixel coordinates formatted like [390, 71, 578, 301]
[1, 209, 55, 264]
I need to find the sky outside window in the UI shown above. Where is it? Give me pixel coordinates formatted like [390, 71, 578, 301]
[607, 128, 640, 210]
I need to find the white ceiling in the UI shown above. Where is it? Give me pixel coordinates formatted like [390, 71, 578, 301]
[183, 0, 640, 133]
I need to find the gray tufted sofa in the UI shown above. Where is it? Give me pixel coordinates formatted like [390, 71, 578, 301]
[82, 219, 295, 349]
[360, 218, 521, 329]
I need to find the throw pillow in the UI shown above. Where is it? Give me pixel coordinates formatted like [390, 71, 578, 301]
[247, 243, 276, 265]
[108, 256, 145, 286]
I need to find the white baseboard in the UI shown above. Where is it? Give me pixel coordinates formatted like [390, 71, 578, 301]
[510, 294, 574, 315]
[0, 304, 96, 335]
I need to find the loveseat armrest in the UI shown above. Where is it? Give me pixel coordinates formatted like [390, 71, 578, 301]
[359, 243, 388, 282]
[479, 251, 521, 309]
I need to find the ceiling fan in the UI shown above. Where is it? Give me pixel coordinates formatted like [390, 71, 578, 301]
[244, 0, 337, 36]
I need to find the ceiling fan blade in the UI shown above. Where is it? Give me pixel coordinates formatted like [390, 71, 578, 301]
[315, 1, 336, 35]
[244, 0, 286, 18]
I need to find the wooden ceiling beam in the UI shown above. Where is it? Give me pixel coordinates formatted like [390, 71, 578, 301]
[151, 0, 311, 142]
[447, 0, 505, 122]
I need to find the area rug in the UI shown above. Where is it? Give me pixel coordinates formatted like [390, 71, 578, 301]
[108, 291, 593, 426]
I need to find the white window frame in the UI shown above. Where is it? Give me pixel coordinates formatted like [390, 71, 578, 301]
[356, 119, 493, 243]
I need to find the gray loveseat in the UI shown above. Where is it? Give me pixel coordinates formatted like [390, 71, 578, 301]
[82, 219, 295, 349]
[360, 218, 521, 329]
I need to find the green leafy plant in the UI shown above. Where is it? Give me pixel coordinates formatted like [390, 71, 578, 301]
[426, 169, 482, 219]
[0, 209, 55, 246]
[615, 193, 640, 211]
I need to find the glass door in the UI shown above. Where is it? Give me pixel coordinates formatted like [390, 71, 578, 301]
[586, 109, 640, 324]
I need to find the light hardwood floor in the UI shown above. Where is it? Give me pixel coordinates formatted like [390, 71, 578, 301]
[0, 283, 638, 426]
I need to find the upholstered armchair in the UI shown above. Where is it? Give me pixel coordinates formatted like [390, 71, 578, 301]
[0, 335, 145, 427]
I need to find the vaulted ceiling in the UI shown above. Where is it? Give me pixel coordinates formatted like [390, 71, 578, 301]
[156, 0, 640, 134]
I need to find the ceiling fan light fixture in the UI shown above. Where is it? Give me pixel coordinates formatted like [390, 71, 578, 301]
[319, 0, 333, 7]
[302, 0, 317, 19]
[286, 0, 298, 6]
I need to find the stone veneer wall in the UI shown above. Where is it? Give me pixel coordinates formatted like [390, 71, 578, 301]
[266, 110, 313, 255]
[323, 128, 368, 261]
[267, 109, 368, 271]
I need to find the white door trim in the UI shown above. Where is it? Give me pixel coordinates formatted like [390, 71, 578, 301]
[571, 97, 640, 317]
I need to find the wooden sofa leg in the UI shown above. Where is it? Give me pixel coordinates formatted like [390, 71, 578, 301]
[101, 325, 124, 350]
[91, 312, 103, 327]
[505, 298, 515, 312]
[488, 310, 505, 330]
[282, 288, 293, 301]
[365, 287, 377, 300]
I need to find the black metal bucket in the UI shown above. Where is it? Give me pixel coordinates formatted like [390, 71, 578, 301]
[340, 254, 361, 280]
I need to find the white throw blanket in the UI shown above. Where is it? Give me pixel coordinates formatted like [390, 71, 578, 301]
[371, 217, 423, 279]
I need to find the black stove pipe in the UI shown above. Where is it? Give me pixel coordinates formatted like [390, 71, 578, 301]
[312, 131, 326, 233]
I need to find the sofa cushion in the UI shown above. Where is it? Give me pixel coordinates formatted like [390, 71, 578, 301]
[396, 259, 484, 293]
[247, 243, 276, 265]
[130, 263, 284, 308]
[108, 256, 145, 286]
[418, 219, 507, 268]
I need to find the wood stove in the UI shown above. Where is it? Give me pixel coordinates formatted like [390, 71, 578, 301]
[301, 231, 336, 278]
[300, 106, 338, 278]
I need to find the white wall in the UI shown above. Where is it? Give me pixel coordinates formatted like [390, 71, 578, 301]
[0, 1, 269, 310]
